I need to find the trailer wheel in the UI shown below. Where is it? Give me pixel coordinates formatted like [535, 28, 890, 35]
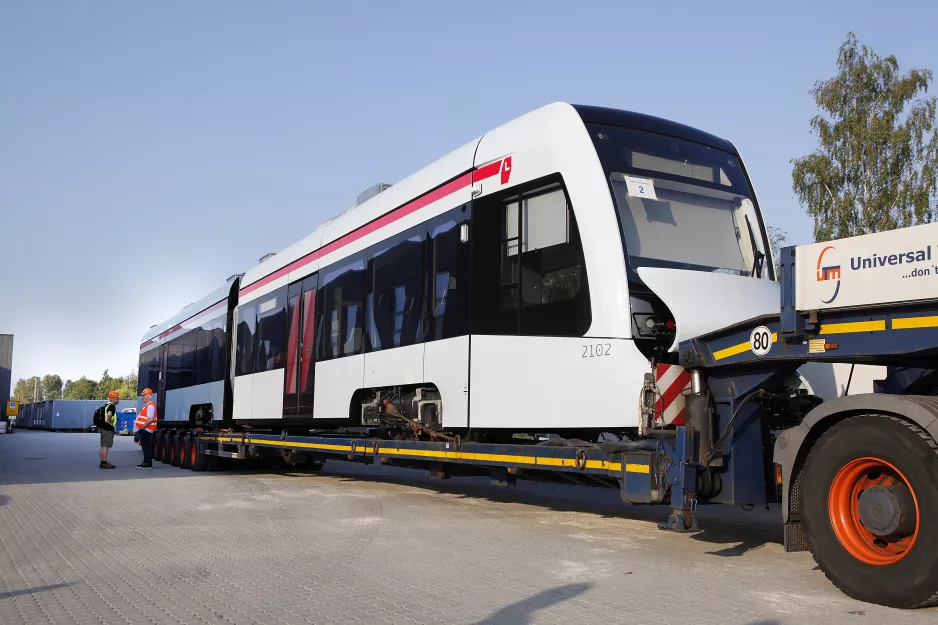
[191, 440, 209, 472]
[159, 432, 172, 464]
[170, 435, 183, 467]
[152, 431, 164, 462]
[166, 434, 174, 463]
[165, 433, 176, 465]
[179, 435, 192, 470]
[802, 415, 938, 608]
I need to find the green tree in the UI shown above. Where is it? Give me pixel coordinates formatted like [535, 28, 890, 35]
[64, 376, 97, 400]
[97, 369, 119, 400]
[15, 369, 139, 403]
[40, 374, 63, 401]
[117, 371, 138, 400]
[12, 377, 40, 403]
[791, 32, 938, 241]
[767, 226, 789, 281]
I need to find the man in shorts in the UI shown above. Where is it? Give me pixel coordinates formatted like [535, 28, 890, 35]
[99, 390, 120, 469]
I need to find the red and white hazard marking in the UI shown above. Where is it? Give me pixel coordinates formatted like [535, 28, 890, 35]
[655, 364, 692, 425]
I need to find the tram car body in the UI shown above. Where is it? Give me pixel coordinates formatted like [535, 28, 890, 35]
[138, 102, 780, 436]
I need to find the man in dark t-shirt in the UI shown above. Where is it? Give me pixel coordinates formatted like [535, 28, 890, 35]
[99, 391, 119, 469]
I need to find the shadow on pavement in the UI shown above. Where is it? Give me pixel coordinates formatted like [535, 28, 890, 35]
[0, 583, 72, 600]
[474, 583, 591, 624]
[691, 534, 774, 557]
[289, 460, 785, 552]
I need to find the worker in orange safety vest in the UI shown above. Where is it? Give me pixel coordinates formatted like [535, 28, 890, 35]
[135, 388, 158, 469]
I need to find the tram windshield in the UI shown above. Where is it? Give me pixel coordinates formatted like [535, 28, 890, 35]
[588, 124, 771, 280]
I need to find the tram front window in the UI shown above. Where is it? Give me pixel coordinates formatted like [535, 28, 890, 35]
[588, 124, 771, 280]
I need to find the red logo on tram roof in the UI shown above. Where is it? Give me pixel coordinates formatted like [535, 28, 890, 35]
[500, 157, 512, 185]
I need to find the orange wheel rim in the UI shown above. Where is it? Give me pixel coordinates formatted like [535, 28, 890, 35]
[191, 445, 196, 465]
[828, 457, 919, 565]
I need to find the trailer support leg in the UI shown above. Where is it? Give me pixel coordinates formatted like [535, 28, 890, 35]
[490, 470, 516, 487]
[657, 425, 700, 533]
[425, 463, 450, 479]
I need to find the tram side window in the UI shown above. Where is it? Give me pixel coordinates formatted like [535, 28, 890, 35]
[138, 352, 147, 394]
[139, 347, 162, 393]
[255, 287, 288, 372]
[471, 179, 590, 336]
[147, 349, 161, 393]
[196, 323, 212, 385]
[317, 255, 366, 360]
[181, 330, 198, 387]
[166, 337, 184, 390]
[211, 322, 226, 383]
[368, 228, 425, 351]
[428, 205, 471, 340]
[235, 303, 257, 376]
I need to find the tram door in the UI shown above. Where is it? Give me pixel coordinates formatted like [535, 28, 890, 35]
[157, 345, 168, 421]
[283, 274, 318, 415]
[468, 178, 605, 430]
[422, 205, 472, 428]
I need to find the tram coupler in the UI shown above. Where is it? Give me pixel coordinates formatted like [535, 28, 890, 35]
[656, 425, 702, 533]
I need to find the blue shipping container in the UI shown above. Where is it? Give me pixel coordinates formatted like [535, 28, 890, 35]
[19, 399, 138, 431]
[48, 400, 98, 430]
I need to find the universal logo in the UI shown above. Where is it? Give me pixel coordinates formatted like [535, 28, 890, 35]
[816, 245, 841, 304]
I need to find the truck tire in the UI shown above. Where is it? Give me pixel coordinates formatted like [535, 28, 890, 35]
[170, 434, 183, 467]
[164, 433, 175, 465]
[152, 431, 164, 462]
[160, 432, 173, 464]
[191, 439, 209, 472]
[802, 415, 938, 608]
[180, 435, 192, 470]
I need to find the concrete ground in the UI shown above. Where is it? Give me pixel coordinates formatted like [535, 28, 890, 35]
[0, 431, 935, 625]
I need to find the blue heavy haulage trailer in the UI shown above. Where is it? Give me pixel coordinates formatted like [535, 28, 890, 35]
[150, 224, 938, 610]
[141, 204, 938, 608]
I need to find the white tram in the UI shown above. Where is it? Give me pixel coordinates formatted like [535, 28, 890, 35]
[138, 102, 786, 437]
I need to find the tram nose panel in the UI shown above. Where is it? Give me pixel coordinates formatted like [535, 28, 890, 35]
[636, 267, 779, 351]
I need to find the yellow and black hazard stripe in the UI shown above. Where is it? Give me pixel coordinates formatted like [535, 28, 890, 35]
[710, 312, 938, 362]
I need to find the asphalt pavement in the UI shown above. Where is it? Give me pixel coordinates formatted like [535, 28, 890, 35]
[0, 430, 935, 624]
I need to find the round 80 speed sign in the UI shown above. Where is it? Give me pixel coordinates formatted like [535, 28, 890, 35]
[749, 326, 773, 356]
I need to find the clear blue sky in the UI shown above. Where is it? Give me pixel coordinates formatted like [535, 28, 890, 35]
[2, 1, 936, 385]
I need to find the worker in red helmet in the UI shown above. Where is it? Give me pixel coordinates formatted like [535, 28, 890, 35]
[134, 388, 158, 469]
[95, 390, 121, 469]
